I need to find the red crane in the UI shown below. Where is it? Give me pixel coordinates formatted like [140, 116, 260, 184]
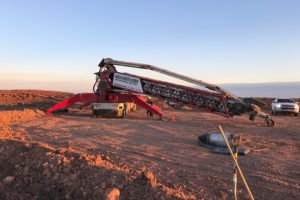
[46, 58, 275, 126]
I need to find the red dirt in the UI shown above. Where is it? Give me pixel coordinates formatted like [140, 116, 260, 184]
[0, 90, 300, 199]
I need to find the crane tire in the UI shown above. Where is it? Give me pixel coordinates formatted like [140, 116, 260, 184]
[266, 119, 276, 127]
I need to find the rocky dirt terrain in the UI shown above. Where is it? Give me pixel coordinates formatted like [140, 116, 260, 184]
[0, 90, 299, 200]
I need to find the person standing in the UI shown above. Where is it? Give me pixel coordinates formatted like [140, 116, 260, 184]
[146, 97, 153, 118]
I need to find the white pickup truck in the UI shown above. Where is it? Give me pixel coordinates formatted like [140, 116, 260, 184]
[271, 98, 299, 116]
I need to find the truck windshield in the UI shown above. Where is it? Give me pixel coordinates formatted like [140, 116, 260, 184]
[277, 99, 294, 103]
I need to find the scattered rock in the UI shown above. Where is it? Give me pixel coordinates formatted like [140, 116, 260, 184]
[64, 193, 71, 200]
[101, 181, 106, 189]
[95, 156, 103, 165]
[106, 188, 120, 200]
[63, 167, 70, 174]
[0, 182, 4, 193]
[23, 166, 30, 176]
[103, 154, 110, 161]
[14, 164, 20, 169]
[116, 182, 124, 190]
[24, 142, 33, 149]
[108, 177, 116, 186]
[49, 163, 54, 169]
[3, 176, 15, 185]
[42, 162, 49, 169]
[56, 159, 62, 166]
[141, 170, 157, 186]
[42, 169, 51, 177]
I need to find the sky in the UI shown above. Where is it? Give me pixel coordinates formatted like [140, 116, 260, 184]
[0, 0, 300, 93]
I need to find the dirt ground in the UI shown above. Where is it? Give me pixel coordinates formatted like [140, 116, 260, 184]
[0, 90, 300, 200]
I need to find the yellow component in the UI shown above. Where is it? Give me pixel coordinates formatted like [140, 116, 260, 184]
[125, 102, 137, 113]
[92, 103, 124, 117]
[92, 102, 136, 118]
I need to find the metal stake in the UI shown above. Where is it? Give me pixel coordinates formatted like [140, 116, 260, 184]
[218, 125, 254, 200]
[231, 134, 240, 200]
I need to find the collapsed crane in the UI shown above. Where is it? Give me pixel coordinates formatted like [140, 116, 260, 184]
[46, 58, 275, 127]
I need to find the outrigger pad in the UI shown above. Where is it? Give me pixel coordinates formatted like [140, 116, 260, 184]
[198, 134, 250, 156]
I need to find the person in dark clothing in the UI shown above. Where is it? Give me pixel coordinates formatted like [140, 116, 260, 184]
[146, 97, 153, 118]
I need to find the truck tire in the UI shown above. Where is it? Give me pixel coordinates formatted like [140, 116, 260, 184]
[92, 109, 100, 117]
[266, 119, 276, 127]
[249, 113, 256, 121]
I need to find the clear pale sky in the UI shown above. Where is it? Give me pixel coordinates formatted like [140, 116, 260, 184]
[1, 0, 300, 92]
